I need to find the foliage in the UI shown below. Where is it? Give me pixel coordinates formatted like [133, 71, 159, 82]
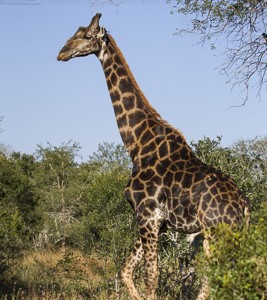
[75, 143, 136, 270]
[0, 152, 37, 283]
[31, 142, 136, 269]
[170, 0, 267, 101]
[197, 213, 267, 299]
[88, 142, 132, 171]
[32, 142, 90, 248]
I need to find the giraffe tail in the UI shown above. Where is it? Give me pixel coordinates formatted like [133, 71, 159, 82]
[243, 201, 251, 228]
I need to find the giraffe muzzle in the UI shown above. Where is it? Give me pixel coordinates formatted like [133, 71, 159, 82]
[57, 52, 70, 61]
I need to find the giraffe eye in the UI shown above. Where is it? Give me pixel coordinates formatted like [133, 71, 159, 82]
[85, 36, 92, 40]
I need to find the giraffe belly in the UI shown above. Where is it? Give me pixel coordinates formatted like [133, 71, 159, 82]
[166, 192, 201, 234]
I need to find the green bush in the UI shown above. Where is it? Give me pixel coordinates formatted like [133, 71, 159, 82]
[78, 166, 137, 268]
[197, 209, 267, 300]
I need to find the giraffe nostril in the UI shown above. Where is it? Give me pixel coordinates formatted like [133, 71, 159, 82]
[57, 51, 70, 61]
[57, 45, 70, 61]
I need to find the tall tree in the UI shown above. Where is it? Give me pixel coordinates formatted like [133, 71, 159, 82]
[171, 0, 267, 102]
[32, 142, 90, 248]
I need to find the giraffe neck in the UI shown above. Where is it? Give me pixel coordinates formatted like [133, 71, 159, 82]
[98, 34, 185, 160]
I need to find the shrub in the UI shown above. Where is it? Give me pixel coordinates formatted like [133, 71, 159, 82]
[197, 209, 267, 300]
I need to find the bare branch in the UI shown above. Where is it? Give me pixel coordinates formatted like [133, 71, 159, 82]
[172, 0, 267, 101]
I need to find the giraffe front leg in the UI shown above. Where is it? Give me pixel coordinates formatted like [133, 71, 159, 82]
[121, 237, 144, 300]
[142, 239, 159, 300]
[140, 216, 162, 300]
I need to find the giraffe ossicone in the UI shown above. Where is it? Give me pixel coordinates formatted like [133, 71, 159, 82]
[58, 13, 250, 300]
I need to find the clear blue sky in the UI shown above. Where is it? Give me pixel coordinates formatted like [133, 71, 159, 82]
[1, 1, 266, 159]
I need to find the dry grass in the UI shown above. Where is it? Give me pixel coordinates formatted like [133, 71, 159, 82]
[2, 248, 127, 300]
[18, 248, 111, 284]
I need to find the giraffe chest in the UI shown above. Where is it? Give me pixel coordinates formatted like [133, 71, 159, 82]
[125, 160, 206, 233]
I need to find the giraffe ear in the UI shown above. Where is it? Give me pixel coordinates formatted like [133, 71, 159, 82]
[87, 13, 102, 33]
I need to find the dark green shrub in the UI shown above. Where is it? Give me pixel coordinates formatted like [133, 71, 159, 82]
[197, 210, 267, 300]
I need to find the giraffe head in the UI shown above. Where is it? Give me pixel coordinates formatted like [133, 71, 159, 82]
[57, 13, 107, 61]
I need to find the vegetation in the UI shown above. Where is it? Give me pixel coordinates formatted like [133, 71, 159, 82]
[170, 0, 267, 102]
[198, 219, 267, 300]
[0, 136, 266, 299]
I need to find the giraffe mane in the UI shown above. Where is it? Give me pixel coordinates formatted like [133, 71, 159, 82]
[107, 34, 186, 141]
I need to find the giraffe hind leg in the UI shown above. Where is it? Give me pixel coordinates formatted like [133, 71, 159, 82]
[121, 237, 144, 300]
[196, 238, 211, 300]
[196, 276, 209, 300]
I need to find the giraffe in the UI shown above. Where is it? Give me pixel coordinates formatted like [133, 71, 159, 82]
[57, 13, 250, 300]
